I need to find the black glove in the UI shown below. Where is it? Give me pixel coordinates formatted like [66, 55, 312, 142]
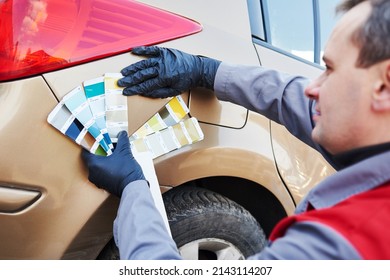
[81, 131, 145, 197]
[117, 46, 221, 98]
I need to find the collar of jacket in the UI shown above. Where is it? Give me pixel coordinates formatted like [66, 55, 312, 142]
[331, 142, 390, 170]
[296, 148, 390, 213]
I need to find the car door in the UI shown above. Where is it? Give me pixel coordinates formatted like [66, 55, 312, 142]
[248, 0, 340, 204]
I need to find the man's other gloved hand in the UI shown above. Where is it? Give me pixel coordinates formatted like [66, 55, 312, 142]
[81, 131, 145, 197]
[117, 46, 221, 98]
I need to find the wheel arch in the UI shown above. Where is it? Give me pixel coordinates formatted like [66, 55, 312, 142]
[155, 146, 295, 236]
[169, 176, 287, 237]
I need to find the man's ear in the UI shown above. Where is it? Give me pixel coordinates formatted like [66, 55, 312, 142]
[371, 61, 390, 112]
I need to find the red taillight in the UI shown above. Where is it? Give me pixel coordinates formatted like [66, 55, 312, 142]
[0, 0, 202, 82]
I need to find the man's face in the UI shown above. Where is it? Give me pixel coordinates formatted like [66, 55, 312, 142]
[305, 2, 379, 155]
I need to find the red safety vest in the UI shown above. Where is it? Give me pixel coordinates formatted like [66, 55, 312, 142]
[269, 183, 390, 259]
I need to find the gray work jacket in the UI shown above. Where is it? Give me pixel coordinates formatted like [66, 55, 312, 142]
[113, 62, 390, 259]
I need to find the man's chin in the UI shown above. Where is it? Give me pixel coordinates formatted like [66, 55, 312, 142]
[311, 128, 324, 148]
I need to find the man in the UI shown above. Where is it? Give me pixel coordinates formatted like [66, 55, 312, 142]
[82, 0, 390, 259]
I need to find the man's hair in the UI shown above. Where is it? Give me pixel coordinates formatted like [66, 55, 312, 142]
[336, 0, 366, 12]
[337, 0, 390, 68]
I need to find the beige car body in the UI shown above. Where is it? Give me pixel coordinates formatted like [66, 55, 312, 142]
[0, 0, 334, 259]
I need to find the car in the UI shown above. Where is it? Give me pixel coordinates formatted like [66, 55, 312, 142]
[0, 0, 338, 260]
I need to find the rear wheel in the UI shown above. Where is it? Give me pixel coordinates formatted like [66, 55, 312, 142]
[97, 185, 267, 260]
[164, 185, 267, 260]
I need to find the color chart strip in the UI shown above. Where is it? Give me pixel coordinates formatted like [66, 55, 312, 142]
[62, 86, 112, 155]
[130, 117, 204, 159]
[47, 101, 106, 155]
[84, 77, 114, 150]
[130, 96, 190, 141]
[104, 73, 128, 142]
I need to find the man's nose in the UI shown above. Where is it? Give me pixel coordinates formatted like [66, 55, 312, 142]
[304, 84, 320, 100]
[304, 75, 323, 100]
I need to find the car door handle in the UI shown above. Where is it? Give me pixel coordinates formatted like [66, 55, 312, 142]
[0, 185, 41, 213]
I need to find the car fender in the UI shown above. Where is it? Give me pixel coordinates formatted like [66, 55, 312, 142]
[154, 113, 297, 216]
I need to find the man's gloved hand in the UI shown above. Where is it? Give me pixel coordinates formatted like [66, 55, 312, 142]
[117, 46, 221, 98]
[81, 131, 145, 197]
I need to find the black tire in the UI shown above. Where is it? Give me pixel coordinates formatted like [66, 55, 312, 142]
[97, 185, 267, 260]
[163, 185, 267, 260]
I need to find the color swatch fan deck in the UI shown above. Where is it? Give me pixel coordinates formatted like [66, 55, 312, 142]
[47, 74, 204, 158]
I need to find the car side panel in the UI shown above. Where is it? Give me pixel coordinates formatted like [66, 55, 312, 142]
[0, 77, 114, 259]
[154, 111, 297, 216]
[254, 44, 335, 204]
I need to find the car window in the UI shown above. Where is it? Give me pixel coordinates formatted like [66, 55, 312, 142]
[248, 0, 340, 66]
[318, 0, 341, 60]
[265, 0, 315, 62]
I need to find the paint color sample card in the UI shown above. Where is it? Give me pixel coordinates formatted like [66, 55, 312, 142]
[133, 151, 171, 236]
[130, 117, 204, 159]
[130, 96, 190, 141]
[63, 86, 112, 155]
[165, 95, 190, 124]
[104, 73, 128, 142]
[47, 101, 106, 155]
[84, 77, 113, 150]
[48, 74, 204, 159]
